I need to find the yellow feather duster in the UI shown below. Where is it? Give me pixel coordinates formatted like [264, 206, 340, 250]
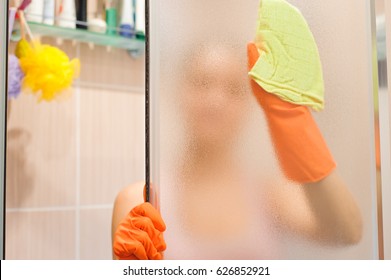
[16, 39, 80, 102]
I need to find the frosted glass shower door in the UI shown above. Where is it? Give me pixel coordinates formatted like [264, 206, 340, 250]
[4, 2, 145, 259]
[0, 0, 9, 261]
[149, 0, 379, 259]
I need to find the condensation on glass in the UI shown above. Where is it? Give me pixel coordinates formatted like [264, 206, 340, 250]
[150, 0, 378, 259]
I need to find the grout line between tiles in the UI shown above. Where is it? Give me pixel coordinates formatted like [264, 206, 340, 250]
[6, 204, 114, 213]
[75, 43, 81, 260]
[73, 81, 144, 94]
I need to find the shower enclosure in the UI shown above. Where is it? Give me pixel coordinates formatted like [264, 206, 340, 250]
[0, 0, 390, 259]
[1, 0, 146, 259]
[148, 0, 391, 259]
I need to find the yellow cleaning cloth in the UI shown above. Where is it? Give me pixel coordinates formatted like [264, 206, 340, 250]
[248, 0, 325, 111]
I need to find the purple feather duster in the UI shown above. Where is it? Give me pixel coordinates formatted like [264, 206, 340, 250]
[8, 54, 24, 99]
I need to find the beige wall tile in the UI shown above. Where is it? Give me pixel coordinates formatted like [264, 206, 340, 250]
[6, 211, 76, 259]
[80, 208, 113, 260]
[79, 87, 145, 205]
[79, 43, 144, 88]
[6, 94, 77, 208]
[6, 37, 145, 261]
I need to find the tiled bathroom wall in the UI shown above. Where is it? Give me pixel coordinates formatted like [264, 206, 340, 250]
[5, 38, 145, 259]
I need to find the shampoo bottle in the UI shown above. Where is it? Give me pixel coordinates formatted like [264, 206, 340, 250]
[135, 0, 145, 34]
[25, 0, 44, 23]
[76, 0, 87, 29]
[119, 0, 134, 38]
[105, 0, 118, 35]
[57, 0, 76, 28]
[43, 0, 55, 25]
[86, 0, 106, 33]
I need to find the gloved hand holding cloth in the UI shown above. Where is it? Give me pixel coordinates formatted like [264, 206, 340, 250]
[248, 0, 336, 183]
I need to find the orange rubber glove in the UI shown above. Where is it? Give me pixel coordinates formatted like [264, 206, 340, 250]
[248, 42, 336, 184]
[113, 202, 166, 260]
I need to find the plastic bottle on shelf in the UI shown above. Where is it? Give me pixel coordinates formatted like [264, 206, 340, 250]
[89, 15, 107, 34]
[135, 0, 145, 35]
[86, 0, 106, 33]
[25, 0, 44, 23]
[43, 0, 55, 25]
[57, 0, 76, 28]
[105, 0, 118, 35]
[76, 0, 87, 29]
[119, 0, 134, 38]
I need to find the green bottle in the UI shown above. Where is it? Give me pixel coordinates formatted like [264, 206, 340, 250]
[106, 7, 118, 35]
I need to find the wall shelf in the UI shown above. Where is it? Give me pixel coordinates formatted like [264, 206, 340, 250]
[11, 22, 145, 53]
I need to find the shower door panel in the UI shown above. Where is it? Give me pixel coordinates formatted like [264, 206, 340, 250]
[4, 2, 146, 259]
[381, 0, 391, 260]
[0, 0, 10, 261]
[150, 0, 378, 259]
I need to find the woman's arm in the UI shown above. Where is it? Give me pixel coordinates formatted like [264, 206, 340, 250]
[247, 42, 362, 245]
[303, 171, 363, 245]
[111, 181, 144, 259]
[267, 171, 362, 246]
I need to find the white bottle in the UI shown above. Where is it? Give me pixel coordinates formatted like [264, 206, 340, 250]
[25, 0, 44, 23]
[87, 0, 107, 33]
[135, 0, 145, 34]
[57, 0, 76, 28]
[119, 0, 134, 37]
[89, 16, 107, 33]
[43, 0, 55, 25]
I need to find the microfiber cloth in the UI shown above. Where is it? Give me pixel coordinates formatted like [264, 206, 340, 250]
[248, 0, 325, 111]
